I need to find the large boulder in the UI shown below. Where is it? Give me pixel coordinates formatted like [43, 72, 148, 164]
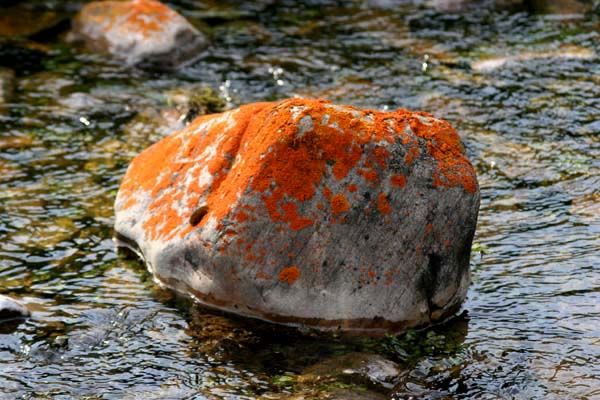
[70, 0, 207, 68]
[114, 98, 480, 335]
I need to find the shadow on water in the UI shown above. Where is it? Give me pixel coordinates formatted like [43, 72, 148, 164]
[0, 0, 599, 398]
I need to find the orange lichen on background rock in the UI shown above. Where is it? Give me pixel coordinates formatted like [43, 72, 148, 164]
[71, 0, 208, 68]
[279, 266, 300, 285]
[123, 0, 177, 34]
[75, 0, 179, 38]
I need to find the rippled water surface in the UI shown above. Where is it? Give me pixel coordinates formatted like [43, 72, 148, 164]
[0, 0, 599, 398]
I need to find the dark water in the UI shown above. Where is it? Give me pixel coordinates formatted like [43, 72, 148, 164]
[0, 0, 599, 398]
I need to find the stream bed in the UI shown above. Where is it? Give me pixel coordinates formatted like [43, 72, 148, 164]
[0, 0, 599, 398]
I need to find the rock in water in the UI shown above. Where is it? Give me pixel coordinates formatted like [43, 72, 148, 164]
[0, 295, 30, 320]
[114, 98, 480, 335]
[302, 352, 403, 390]
[70, 0, 207, 68]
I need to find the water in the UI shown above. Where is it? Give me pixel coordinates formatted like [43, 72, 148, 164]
[0, 0, 599, 398]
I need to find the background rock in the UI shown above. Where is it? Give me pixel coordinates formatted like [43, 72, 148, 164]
[70, 0, 208, 69]
[0, 294, 30, 321]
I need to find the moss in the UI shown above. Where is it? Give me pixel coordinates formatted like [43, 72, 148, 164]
[471, 242, 489, 255]
[167, 86, 227, 123]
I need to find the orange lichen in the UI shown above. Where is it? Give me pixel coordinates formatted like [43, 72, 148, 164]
[331, 193, 350, 214]
[404, 145, 420, 165]
[79, 0, 180, 40]
[425, 223, 433, 235]
[279, 202, 314, 231]
[407, 113, 478, 193]
[390, 174, 406, 188]
[377, 193, 392, 214]
[124, 0, 177, 35]
[279, 266, 300, 285]
[118, 98, 477, 243]
[358, 168, 378, 182]
[235, 211, 250, 223]
[384, 270, 394, 286]
[256, 270, 271, 280]
[120, 102, 271, 241]
[373, 147, 389, 169]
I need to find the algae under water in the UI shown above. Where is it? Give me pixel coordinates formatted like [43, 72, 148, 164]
[0, 0, 599, 398]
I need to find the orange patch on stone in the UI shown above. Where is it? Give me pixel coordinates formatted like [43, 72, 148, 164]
[78, 0, 181, 41]
[408, 113, 477, 193]
[125, 0, 177, 35]
[377, 193, 392, 215]
[118, 98, 477, 243]
[373, 147, 389, 169]
[279, 266, 300, 285]
[358, 168, 378, 183]
[256, 270, 271, 280]
[404, 145, 420, 165]
[235, 211, 250, 223]
[390, 174, 406, 188]
[331, 193, 350, 214]
[425, 223, 434, 235]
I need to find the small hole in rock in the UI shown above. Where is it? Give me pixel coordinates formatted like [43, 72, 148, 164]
[189, 205, 208, 226]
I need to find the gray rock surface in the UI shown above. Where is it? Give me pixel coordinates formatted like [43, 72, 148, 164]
[114, 98, 480, 334]
[70, 0, 208, 69]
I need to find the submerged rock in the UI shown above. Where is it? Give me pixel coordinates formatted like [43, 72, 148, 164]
[0, 295, 30, 320]
[302, 352, 402, 391]
[472, 45, 595, 72]
[70, 0, 208, 68]
[114, 98, 480, 335]
[430, 0, 524, 12]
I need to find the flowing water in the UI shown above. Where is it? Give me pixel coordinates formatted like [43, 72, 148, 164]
[0, 0, 599, 398]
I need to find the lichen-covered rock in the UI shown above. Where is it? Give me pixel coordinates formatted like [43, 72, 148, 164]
[114, 98, 480, 335]
[0, 295, 30, 320]
[70, 0, 207, 68]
